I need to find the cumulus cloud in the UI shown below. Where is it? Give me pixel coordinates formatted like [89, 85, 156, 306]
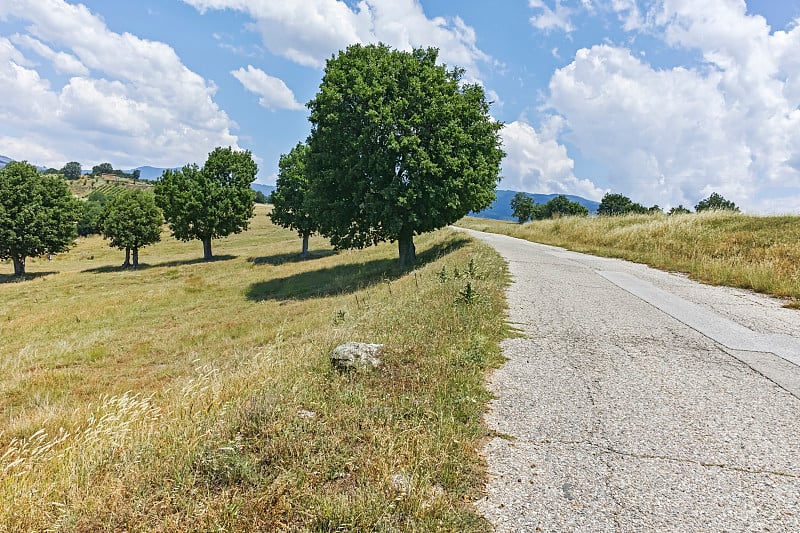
[0, 0, 239, 168]
[231, 66, 304, 111]
[534, 0, 800, 212]
[529, 0, 576, 33]
[10, 33, 88, 75]
[182, 0, 491, 80]
[501, 118, 605, 200]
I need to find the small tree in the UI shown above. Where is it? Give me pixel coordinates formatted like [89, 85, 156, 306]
[597, 192, 647, 216]
[253, 190, 269, 204]
[0, 161, 81, 276]
[77, 200, 104, 236]
[543, 195, 589, 218]
[132, 169, 141, 183]
[306, 44, 504, 267]
[695, 192, 739, 212]
[154, 147, 257, 260]
[668, 205, 692, 215]
[61, 161, 82, 180]
[100, 189, 163, 267]
[510, 192, 535, 223]
[92, 162, 114, 176]
[269, 142, 318, 258]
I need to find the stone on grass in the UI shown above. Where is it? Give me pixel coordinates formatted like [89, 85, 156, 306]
[331, 342, 383, 371]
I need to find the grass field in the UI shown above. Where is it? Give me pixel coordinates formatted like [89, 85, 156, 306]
[67, 175, 153, 199]
[1, 205, 508, 531]
[458, 211, 800, 307]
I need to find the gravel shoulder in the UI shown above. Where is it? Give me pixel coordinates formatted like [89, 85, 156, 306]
[461, 229, 800, 532]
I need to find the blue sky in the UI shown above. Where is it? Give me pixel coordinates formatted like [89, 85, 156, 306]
[1, 1, 799, 212]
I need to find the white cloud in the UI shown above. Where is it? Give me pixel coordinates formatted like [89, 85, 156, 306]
[0, 0, 239, 169]
[536, 0, 800, 212]
[529, 0, 575, 33]
[500, 118, 605, 200]
[10, 34, 88, 76]
[231, 65, 304, 111]
[182, 0, 491, 80]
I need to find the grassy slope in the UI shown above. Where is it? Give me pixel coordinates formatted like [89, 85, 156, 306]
[458, 211, 800, 307]
[67, 175, 153, 198]
[0, 206, 508, 531]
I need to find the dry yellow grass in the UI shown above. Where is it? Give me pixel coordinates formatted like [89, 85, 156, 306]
[1, 205, 509, 531]
[459, 211, 800, 307]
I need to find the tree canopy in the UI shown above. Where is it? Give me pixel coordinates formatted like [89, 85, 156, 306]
[306, 43, 505, 266]
[510, 192, 535, 223]
[541, 195, 589, 218]
[668, 205, 692, 215]
[596, 193, 648, 216]
[695, 192, 739, 212]
[0, 161, 81, 276]
[61, 161, 82, 180]
[269, 142, 318, 258]
[92, 162, 114, 176]
[154, 147, 257, 260]
[100, 189, 163, 268]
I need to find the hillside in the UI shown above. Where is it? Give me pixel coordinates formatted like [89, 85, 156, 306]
[459, 211, 800, 307]
[67, 174, 153, 198]
[472, 189, 601, 220]
[0, 207, 507, 530]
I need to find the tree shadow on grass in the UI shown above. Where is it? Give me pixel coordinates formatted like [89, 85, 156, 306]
[245, 235, 469, 301]
[0, 271, 58, 283]
[248, 249, 338, 266]
[82, 255, 237, 274]
[82, 264, 156, 274]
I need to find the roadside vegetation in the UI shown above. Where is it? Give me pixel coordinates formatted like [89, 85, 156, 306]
[1, 206, 508, 530]
[459, 211, 800, 308]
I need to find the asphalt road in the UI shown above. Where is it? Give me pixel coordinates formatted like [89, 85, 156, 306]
[462, 229, 800, 532]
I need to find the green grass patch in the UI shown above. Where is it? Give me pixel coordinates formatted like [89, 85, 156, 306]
[458, 211, 800, 306]
[1, 205, 509, 531]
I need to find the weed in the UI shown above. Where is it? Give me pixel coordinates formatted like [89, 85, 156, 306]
[458, 282, 478, 304]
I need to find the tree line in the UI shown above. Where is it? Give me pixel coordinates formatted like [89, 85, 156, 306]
[510, 191, 739, 223]
[44, 161, 142, 182]
[2, 43, 504, 276]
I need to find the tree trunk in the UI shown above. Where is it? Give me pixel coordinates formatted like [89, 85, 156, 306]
[300, 233, 310, 259]
[12, 255, 25, 277]
[122, 248, 131, 268]
[397, 232, 416, 268]
[132, 247, 139, 268]
[202, 237, 213, 260]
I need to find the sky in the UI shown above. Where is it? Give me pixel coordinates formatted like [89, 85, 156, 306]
[1, 0, 799, 213]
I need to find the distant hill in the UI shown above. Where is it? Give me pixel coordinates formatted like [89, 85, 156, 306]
[0, 155, 47, 172]
[127, 165, 173, 180]
[252, 183, 275, 197]
[472, 189, 601, 220]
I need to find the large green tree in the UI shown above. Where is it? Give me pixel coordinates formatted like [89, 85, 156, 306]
[542, 195, 589, 218]
[695, 192, 739, 212]
[100, 189, 163, 268]
[510, 192, 535, 223]
[61, 161, 82, 180]
[154, 147, 257, 260]
[596, 192, 647, 216]
[306, 44, 505, 267]
[0, 161, 81, 276]
[269, 142, 318, 258]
